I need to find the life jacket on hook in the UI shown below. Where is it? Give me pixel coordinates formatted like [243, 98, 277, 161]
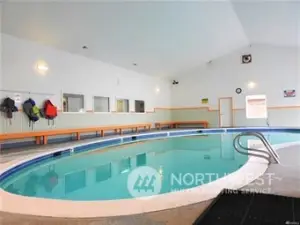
[0, 97, 18, 125]
[23, 98, 41, 129]
[43, 100, 58, 126]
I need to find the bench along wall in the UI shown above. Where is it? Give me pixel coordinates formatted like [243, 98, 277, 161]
[0, 34, 172, 134]
[171, 44, 300, 127]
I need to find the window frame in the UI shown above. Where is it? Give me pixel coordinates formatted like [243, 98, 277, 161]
[62, 93, 85, 113]
[134, 100, 145, 113]
[115, 98, 130, 113]
[93, 96, 110, 113]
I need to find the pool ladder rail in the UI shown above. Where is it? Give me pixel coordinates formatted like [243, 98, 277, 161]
[233, 132, 280, 164]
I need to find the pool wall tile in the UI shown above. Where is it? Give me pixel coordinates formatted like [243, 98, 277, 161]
[0, 148, 72, 183]
[1, 128, 299, 185]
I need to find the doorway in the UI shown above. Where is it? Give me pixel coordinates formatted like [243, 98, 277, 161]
[219, 97, 233, 127]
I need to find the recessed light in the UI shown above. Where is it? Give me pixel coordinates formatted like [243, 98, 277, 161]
[37, 64, 48, 71]
[133, 63, 137, 66]
[82, 46, 88, 49]
[35, 61, 49, 75]
[247, 81, 256, 89]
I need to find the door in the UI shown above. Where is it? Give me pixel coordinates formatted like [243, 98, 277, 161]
[220, 133, 235, 160]
[219, 97, 233, 127]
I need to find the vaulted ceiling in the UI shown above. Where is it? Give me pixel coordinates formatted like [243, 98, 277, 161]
[1, 0, 300, 77]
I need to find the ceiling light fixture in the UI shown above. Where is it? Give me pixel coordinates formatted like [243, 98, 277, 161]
[82, 46, 88, 49]
[37, 64, 48, 71]
[35, 60, 49, 76]
[247, 81, 256, 89]
[133, 63, 137, 66]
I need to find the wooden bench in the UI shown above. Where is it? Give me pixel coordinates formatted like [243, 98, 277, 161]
[0, 123, 152, 145]
[155, 121, 208, 130]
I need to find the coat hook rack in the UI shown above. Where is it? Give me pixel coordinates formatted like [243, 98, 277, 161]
[0, 89, 55, 96]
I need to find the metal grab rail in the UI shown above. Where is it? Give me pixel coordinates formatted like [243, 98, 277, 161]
[233, 132, 280, 164]
[234, 138, 271, 162]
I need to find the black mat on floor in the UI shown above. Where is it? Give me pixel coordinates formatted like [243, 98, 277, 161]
[193, 189, 300, 225]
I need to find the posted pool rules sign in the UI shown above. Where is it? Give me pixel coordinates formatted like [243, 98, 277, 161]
[246, 95, 268, 119]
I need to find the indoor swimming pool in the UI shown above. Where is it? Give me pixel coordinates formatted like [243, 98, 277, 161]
[1, 130, 299, 201]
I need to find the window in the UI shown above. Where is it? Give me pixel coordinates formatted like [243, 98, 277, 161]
[136, 153, 147, 166]
[135, 100, 145, 113]
[63, 93, 84, 112]
[245, 95, 267, 119]
[94, 96, 110, 112]
[116, 98, 129, 112]
[95, 163, 112, 182]
[118, 158, 131, 174]
[65, 170, 86, 194]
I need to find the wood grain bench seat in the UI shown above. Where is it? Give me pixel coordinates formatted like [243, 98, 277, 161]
[155, 121, 209, 130]
[0, 123, 152, 145]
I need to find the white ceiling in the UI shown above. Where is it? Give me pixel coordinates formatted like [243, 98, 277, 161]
[1, 1, 299, 76]
[233, 1, 300, 48]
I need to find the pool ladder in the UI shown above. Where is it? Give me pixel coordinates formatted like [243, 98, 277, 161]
[233, 132, 280, 164]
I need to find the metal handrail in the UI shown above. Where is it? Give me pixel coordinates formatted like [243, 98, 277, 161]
[234, 138, 271, 162]
[248, 132, 280, 161]
[253, 132, 280, 160]
[233, 132, 280, 164]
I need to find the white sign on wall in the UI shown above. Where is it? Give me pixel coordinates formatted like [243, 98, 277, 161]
[246, 95, 267, 119]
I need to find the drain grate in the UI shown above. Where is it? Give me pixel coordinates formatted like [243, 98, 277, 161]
[193, 189, 300, 225]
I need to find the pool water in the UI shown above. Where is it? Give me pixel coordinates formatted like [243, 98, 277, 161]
[1, 132, 299, 201]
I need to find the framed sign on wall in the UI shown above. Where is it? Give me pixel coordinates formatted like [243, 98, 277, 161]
[201, 98, 209, 104]
[283, 90, 296, 98]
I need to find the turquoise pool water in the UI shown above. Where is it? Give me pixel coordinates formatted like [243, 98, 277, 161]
[1, 132, 299, 201]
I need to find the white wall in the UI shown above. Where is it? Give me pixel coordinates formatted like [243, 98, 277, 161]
[0, 4, 3, 134]
[0, 4, 2, 96]
[2, 34, 171, 112]
[172, 44, 300, 109]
